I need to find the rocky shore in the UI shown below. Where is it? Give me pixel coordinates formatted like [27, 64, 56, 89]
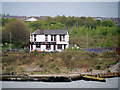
[2, 72, 120, 82]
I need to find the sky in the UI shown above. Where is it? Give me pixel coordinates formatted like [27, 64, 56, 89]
[2, 2, 118, 17]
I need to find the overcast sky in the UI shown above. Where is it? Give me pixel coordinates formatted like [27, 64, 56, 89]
[2, 2, 118, 17]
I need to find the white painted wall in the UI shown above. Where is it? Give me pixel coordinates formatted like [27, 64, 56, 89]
[36, 35, 45, 42]
[30, 35, 34, 42]
[30, 44, 67, 52]
[30, 31, 69, 52]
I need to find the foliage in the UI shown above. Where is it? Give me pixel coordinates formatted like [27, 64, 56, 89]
[50, 63, 56, 68]
[69, 67, 74, 71]
[25, 48, 29, 53]
[39, 63, 43, 68]
[34, 50, 38, 55]
[6, 66, 14, 74]
[89, 67, 93, 72]
[89, 51, 97, 57]
[96, 64, 101, 70]
[106, 69, 111, 73]
[69, 26, 119, 48]
[102, 20, 115, 27]
[2, 20, 30, 47]
[2, 50, 119, 74]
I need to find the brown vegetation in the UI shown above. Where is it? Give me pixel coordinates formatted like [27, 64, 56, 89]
[2, 50, 119, 75]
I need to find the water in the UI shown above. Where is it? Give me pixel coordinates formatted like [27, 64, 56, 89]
[2, 77, 119, 88]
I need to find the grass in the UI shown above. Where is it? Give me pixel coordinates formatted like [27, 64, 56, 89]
[2, 50, 119, 74]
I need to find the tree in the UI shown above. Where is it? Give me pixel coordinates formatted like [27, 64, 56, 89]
[45, 16, 53, 22]
[96, 64, 101, 70]
[2, 20, 30, 47]
[2, 18, 9, 27]
[89, 67, 93, 74]
[104, 36, 112, 47]
[102, 20, 115, 27]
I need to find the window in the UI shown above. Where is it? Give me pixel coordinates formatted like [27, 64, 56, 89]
[51, 35, 53, 41]
[34, 35, 36, 41]
[63, 35, 65, 41]
[60, 35, 62, 41]
[34, 38, 36, 41]
[36, 45, 41, 48]
[54, 35, 56, 41]
[45, 35, 48, 41]
[57, 45, 62, 49]
[64, 45, 66, 49]
[31, 45, 33, 50]
[46, 45, 51, 50]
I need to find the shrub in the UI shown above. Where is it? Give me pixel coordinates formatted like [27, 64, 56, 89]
[34, 50, 38, 55]
[67, 47, 72, 50]
[31, 72, 33, 75]
[25, 48, 29, 53]
[106, 69, 111, 73]
[23, 58, 30, 64]
[50, 63, 56, 68]
[96, 64, 101, 70]
[39, 63, 43, 68]
[99, 59, 106, 64]
[69, 67, 74, 71]
[73, 47, 77, 50]
[89, 51, 97, 57]
[89, 67, 93, 72]
[6, 66, 14, 74]
[109, 51, 116, 57]
[19, 67, 25, 73]
[55, 67, 60, 74]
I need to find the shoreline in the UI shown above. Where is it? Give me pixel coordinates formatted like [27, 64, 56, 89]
[2, 72, 120, 82]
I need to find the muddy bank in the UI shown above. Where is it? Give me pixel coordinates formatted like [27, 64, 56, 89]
[2, 72, 120, 82]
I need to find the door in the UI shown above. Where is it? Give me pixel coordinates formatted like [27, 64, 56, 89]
[54, 45, 56, 50]
[64, 45, 66, 50]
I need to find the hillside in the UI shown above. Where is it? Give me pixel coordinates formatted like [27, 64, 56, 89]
[2, 50, 119, 75]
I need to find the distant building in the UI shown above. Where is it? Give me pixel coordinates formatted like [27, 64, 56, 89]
[25, 17, 38, 22]
[40, 16, 47, 20]
[30, 28, 69, 52]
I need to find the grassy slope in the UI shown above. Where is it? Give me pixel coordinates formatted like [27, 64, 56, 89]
[2, 50, 119, 74]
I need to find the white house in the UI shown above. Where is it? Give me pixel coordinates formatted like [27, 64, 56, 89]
[30, 28, 69, 52]
[26, 17, 38, 22]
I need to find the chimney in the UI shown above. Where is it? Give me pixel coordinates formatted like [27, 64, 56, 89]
[39, 26, 43, 34]
[40, 28, 43, 34]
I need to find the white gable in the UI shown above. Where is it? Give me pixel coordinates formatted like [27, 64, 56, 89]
[26, 17, 37, 22]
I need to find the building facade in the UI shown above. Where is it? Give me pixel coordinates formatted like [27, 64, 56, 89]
[30, 29, 69, 52]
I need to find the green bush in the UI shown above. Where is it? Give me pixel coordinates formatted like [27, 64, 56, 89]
[34, 50, 38, 55]
[6, 66, 14, 74]
[55, 67, 60, 74]
[39, 63, 43, 68]
[99, 59, 106, 64]
[89, 51, 97, 57]
[73, 47, 78, 50]
[67, 47, 72, 50]
[50, 63, 56, 68]
[106, 69, 111, 73]
[96, 64, 101, 70]
[25, 48, 29, 53]
[69, 67, 74, 71]
[89, 67, 93, 72]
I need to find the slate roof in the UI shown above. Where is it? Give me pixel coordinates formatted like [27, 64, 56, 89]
[31, 29, 68, 35]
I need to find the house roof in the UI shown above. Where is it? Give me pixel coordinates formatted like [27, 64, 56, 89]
[26, 17, 38, 22]
[31, 29, 68, 35]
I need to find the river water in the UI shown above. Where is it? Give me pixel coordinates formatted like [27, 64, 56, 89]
[2, 77, 119, 88]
